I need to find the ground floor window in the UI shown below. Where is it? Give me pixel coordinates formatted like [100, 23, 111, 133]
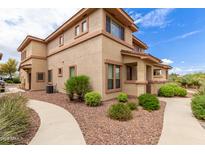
[107, 63, 121, 91]
[48, 70, 52, 82]
[58, 68, 63, 77]
[36, 72, 45, 82]
[153, 69, 162, 76]
[69, 66, 76, 78]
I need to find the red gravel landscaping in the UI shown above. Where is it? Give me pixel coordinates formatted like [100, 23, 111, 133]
[24, 91, 166, 145]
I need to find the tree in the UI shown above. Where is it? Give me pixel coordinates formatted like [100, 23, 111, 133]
[0, 58, 18, 79]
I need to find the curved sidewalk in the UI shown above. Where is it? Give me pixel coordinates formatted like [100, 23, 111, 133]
[28, 99, 86, 145]
[158, 97, 205, 144]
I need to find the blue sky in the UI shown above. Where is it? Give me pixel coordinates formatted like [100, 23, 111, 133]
[124, 8, 205, 74]
[0, 8, 205, 75]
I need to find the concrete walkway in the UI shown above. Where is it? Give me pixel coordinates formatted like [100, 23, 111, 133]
[28, 99, 86, 145]
[158, 97, 205, 144]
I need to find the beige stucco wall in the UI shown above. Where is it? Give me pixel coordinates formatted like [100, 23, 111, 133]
[47, 35, 103, 94]
[47, 9, 104, 55]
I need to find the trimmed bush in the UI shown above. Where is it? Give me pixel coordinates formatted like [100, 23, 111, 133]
[159, 83, 187, 97]
[0, 94, 30, 144]
[108, 103, 132, 121]
[13, 77, 21, 84]
[117, 92, 128, 103]
[138, 93, 160, 111]
[5, 80, 13, 84]
[65, 75, 91, 101]
[175, 87, 187, 97]
[126, 102, 138, 110]
[85, 92, 102, 107]
[191, 95, 205, 120]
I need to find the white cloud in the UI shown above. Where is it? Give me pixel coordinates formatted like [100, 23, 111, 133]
[181, 61, 185, 64]
[134, 8, 174, 28]
[170, 66, 205, 75]
[0, 8, 80, 63]
[152, 30, 201, 46]
[162, 58, 174, 65]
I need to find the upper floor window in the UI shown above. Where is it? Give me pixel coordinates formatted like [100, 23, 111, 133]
[59, 35, 64, 46]
[75, 25, 80, 36]
[153, 69, 162, 76]
[106, 16, 124, 40]
[82, 20, 87, 32]
[21, 50, 27, 61]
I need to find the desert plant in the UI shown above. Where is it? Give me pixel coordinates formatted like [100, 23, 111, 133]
[191, 95, 205, 120]
[175, 87, 187, 97]
[138, 93, 160, 111]
[13, 77, 21, 84]
[85, 91, 102, 107]
[159, 83, 187, 97]
[65, 75, 91, 101]
[108, 103, 132, 121]
[158, 84, 175, 97]
[126, 102, 138, 110]
[117, 92, 128, 103]
[0, 94, 30, 144]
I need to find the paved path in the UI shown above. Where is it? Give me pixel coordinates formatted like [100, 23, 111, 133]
[158, 97, 205, 144]
[28, 99, 86, 145]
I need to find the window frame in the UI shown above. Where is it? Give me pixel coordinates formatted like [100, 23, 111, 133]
[81, 20, 88, 33]
[75, 25, 80, 36]
[153, 69, 162, 76]
[105, 60, 122, 93]
[48, 69, 52, 83]
[36, 72, 45, 82]
[69, 65, 77, 78]
[74, 17, 89, 38]
[59, 35, 64, 47]
[58, 68, 63, 77]
[105, 15, 125, 41]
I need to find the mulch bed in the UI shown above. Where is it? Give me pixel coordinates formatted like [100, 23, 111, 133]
[23, 91, 166, 145]
[20, 108, 41, 144]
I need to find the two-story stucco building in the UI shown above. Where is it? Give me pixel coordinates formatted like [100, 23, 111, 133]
[18, 8, 171, 101]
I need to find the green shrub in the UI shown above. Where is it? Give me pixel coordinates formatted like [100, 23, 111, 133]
[117, 92, 128, 103]
[5, 80, 13, 84]
[138, 93, 160, 111]
[65, 75, 91, 101]
[85, 91, 102, 107]
[159, 83, 187, 97]
[0, 94, 30, 144]
[126, 102, 138, 110]
[191, 95, 205, 120]
[175, 87, 187, 97]
[13, 77, 21, 84]
[108, 103, 132, 121]
[159, 84, 175, 97]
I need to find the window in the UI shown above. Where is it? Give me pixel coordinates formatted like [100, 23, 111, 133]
[82, 20, 87, 32]
[48, 70, 52, 82]
[107, 64, 121, 91]
[106, 16, 124, 40]
[154, 69, 162, 76]
[69, 66, 76, 78]
[127, 66, 132, 80]
[58, 68, 63, 77]
[115, 65, 120, 89]
[59, 35, 64, 46]
[75, 25, 80, 36]
[36, 72, 45, 82]
[21, 50, 27, 60]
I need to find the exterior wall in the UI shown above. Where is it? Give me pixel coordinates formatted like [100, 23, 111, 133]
[47, 9, 104, 55]
[47, 35, 103, 94]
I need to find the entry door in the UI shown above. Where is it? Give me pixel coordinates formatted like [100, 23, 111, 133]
[146, 65, 152, 93]
[28, 73, 31, 90]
